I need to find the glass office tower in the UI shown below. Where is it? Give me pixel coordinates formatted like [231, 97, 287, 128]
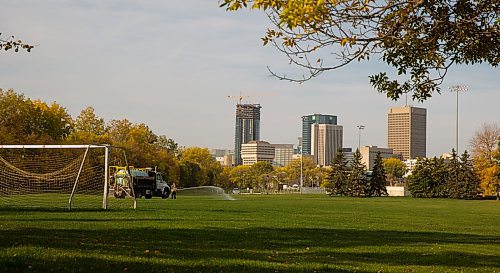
[301, 114, 337, 155]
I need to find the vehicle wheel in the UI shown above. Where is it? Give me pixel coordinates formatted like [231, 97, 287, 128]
[135, 191, 142, 198]
[145, 194, 152, 199]
[162, 190, 169, 199]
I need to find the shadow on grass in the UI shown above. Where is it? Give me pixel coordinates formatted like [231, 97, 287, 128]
[1, 226, 499, 273]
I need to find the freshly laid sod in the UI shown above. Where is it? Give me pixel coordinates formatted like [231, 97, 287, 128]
[0, 195, 499, 272]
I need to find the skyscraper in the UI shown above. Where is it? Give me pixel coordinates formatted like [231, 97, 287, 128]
[301, 114, 337, 155]
[311, 124, 343, 166]
[387, 106, 427, 160]
[234, 104, 261, 165]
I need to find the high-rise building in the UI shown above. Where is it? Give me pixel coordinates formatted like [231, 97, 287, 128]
[273, 144, 294, 167]
[302, 114, 337, 155]
[241, 141, 275, 165]
[360, 145, 402, 170]
[234, 104, 261, 165]
[311, 124, 343, 166]
[387, 106, 427, 160]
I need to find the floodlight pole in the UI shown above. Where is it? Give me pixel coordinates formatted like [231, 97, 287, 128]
[450, 85, 468, 154]
[450, 85, 468, 188]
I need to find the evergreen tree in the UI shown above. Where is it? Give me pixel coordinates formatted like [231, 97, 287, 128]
[347, 149, 368, 197]
[430, 157, 448, 198]
[408, 157, 448, 198]
[407, 158, 428, 197]
[327, 150, 349, 196]
[455, 151, 481, 199]
[370, 152, 388, 197]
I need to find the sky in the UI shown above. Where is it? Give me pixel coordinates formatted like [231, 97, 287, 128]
[1, 1, 499, 157]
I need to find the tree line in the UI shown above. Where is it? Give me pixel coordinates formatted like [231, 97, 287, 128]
[0, 89, 195, 187]
[407, 150, 481, 199]
[0, 89, 327, 190]
[2, 89, 498, 195]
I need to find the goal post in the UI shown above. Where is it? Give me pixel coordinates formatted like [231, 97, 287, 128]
[0, 144, 135, 210]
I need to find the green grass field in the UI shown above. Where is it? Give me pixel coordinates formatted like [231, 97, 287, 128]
[0, 195, 499, 272]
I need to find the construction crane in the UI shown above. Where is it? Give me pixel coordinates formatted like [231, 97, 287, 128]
[226, 92, 251, 105]
[226, 92, 276, 105]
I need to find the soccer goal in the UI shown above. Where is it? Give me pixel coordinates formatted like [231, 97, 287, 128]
[0, 145, 136, 210]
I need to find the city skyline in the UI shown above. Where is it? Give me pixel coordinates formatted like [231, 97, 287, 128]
[1, 1, 498, 157]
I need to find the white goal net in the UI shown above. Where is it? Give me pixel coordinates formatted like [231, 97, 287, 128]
[0, 145, 135, 210]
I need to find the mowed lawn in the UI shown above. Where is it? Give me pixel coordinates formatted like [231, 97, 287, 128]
[0, 195, 499, 272]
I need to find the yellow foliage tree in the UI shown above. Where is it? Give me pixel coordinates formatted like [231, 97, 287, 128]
[478, 165, 499, 196]
[470, 123, 500, 196]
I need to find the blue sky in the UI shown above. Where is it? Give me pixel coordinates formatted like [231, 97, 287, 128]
[1, 1, 499, 157]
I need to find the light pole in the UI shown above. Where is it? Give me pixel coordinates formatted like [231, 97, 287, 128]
[300, 144, 303, 193]
[450, 85, 468, 154]
[357, 125, 365, 151]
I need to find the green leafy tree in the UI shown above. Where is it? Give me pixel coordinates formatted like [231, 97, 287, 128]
[370, 152, 388, 197]
[106, 119, 133, 143]
[285, 156, 316, 186]
[326, 150, 349, 196]
[250, 162, 274, 192]
[221, 0, 498, 101]
[229, 165, 253, 189]
[180, 147, 222, 186]
[30, 100, 73, 141]
[155, 135, 179, 155]
[69, 107, 108, 144]
[217, 167, 236, 189]
[179, 161, 203, 188]
[383, 158, 407, 186]
[74, 107, 105, 135]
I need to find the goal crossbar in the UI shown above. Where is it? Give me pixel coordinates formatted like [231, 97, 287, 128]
[0, 145, 110, 149]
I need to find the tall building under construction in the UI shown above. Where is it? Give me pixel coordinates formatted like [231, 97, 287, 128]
[387, 106, 427, 160]
[234, 103, 261, 165]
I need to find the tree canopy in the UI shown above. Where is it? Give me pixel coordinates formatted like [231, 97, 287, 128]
[469, 123, 500, 196]
[221, 0, 499, 101]
[383, 158, 407, 185]
[0, 33, 34, 52]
